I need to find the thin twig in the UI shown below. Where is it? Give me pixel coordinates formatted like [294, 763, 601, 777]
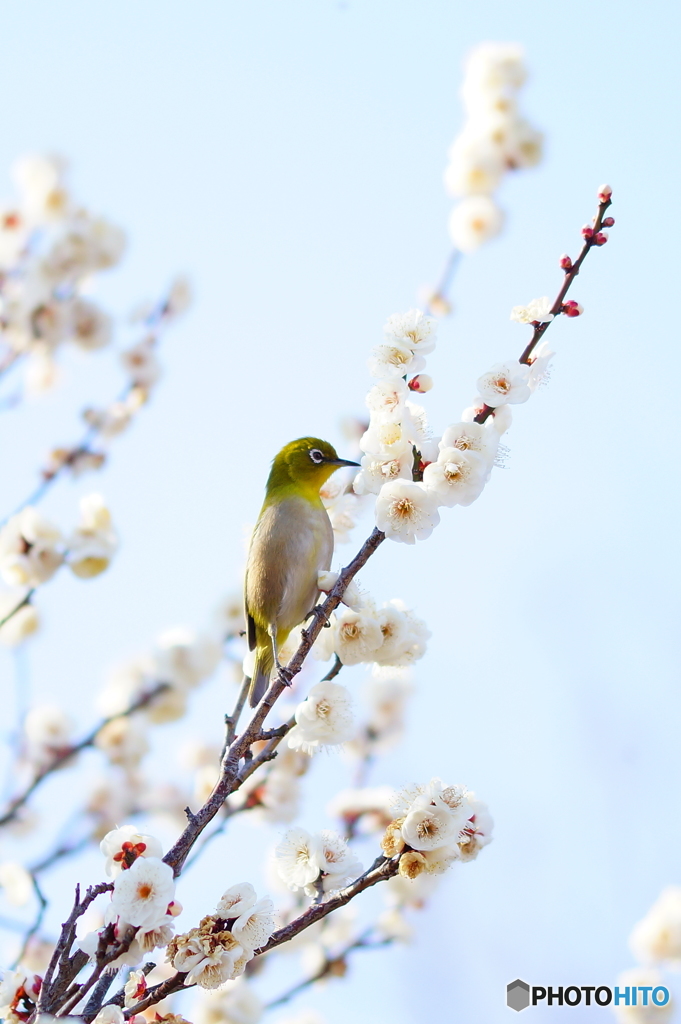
[0, 589, 34, 631]
[37, 881, 114, 1013]
[264, 928, 394, 1009]
[225, 674, 251, 748]
[475, 194, 612, 425]
[321, 654, 343, 681]
[11, 873, 48, 969]
[0, 683, 169, 827]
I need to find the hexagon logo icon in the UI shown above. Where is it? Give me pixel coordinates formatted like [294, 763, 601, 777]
[507, 979, 530, 1012]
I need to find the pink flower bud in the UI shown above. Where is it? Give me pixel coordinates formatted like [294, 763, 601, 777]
[598, 184, 613, 202]
[602, 216, 615, 228]
[581, 225, 595, 240]
[562, 300, 583, 318]
[593, 231, 608, 246]
[559, 254, 572, 271]
[408, 374, 433, 393]
[167, 899, 183, 916]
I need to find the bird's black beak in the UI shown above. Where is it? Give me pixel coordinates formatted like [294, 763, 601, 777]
[327, 457, 360, 468]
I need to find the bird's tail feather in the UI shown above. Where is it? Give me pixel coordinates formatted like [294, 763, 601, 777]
[248, 642, 274, 707]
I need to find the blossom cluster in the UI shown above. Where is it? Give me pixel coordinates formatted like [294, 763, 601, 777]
[275, 827, 362, 896]
[78, 829, 182, 972]
[0, 155, 125, 392]
[0, 494, 118, 647]
[445, 43, 543, 252]
[167, 883, 275, 989]
[357, 301, 562, 543]
[608, 887, 681, 1022]
[381, 778, 493, 879]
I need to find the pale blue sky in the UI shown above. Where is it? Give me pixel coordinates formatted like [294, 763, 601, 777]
[0, 1, 680, 1022]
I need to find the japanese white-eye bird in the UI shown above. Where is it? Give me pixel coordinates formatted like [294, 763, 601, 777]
[244, 437, 359, 707]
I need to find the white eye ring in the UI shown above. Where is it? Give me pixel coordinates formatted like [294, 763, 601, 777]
[309, 448, 324, 464]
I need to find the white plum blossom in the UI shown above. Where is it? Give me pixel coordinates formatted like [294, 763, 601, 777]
[373, 600, 430, 667]
[109, 856, 175, 930]
[444, 44, 542, 253]
[231, 897, 275, 950]
[67, 494, 118, 579]
[99, 825, 163, 877]
[275, 827, 323, 891]
[401, 801, 463, 852]
[440, 420, 499, 468]
[121, 338, 161, 389]
[24, 704, 75, 764]
[457, 796, 495, 861]
[353, 447, 414, 496]
[423, 448, 487, 507]
[448, 195, 504, 252]
[365, 378, 409, 421]
[216, 883, 258, 920]
[359, 418, 406, 456]
[476, 360, 531, 407]
[393, 778, 478, 854]
[153, 627, 222, 689]
[368, 342, 424, 380]
[383, 309, 437, 355]
[94, 715, 149, 767]
[0, 593, 39, 646]
[274, 827, 360, 895]
[527, 340, 554, 392]
[315, 831, 363, 892]
[630, 887, 681, 967]
[332, 607, 383, 665]
[193, 981, 263, 1024]
[287, 681, 355, 754]
[462, 42, 527, 97]
[489, 403, 513, 434]
[70, 298, 113, 350]
[0, 862, 34, 906]
[510, 296, 554, 324]
[0, 508, 64, 587]
[184, 942, 247, 989]
[375, 479, 440, 544]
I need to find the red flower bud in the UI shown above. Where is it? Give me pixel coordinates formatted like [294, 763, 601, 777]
[562, 300, 583, 318]
[408, 374, 433, 393]
[559, 254, 572, 271]
[593, 231, 608, 246]
[581, 225, 595, 240]
[598, 184, 613, 203]
[602, 216, 615, 228]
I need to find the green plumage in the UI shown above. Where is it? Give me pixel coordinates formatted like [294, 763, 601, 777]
[244, 438, 358, 706]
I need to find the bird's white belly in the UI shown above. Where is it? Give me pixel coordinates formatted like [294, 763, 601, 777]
[247, 495, 334, 633]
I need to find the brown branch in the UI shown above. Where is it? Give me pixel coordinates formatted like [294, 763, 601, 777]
[163, 528, 386, 877]
[0, 683, 169, 828]
[123, 851, 400, 1019]
[474, 193, 613, 425]
[258, 853, 399, 955]
[37, 881, 114, 1014]
[321, 654, 344, 681]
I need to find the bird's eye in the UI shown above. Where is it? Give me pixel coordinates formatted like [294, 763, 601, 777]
[309, 448, 324, 464]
